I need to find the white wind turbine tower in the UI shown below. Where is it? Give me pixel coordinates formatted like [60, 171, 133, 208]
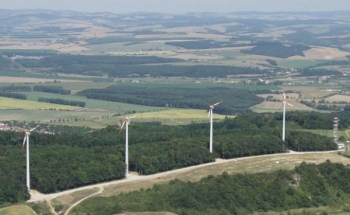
[281, 91, 293, 142]
[208, 101, 222, 153]
[119, 116, 135, 176]
[22, 126, 39, 191]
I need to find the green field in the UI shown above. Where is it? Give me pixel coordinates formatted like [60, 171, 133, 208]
[0, 205, 36, 215]
[0, 97, 77, 110]
[22, 91, 162, 112]
[93, 108, 230, 126]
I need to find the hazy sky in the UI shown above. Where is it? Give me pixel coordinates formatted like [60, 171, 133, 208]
[1, 0, 350, 14]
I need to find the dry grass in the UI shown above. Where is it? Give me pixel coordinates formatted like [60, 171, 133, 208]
[118, 212, 177, 215]
[289, 47, 350, 60]
[282, 86, 337, 99]
[325, 94, 350, 103]
[52, 188, 99, 212]
[101, 152, 349, 197]
[252, 101, 313, 112]
[0, 205, 37, 215]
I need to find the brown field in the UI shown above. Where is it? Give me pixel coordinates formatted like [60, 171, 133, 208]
[282, 86, 337, 99]
[258, 93, 300, 100]
[289, 47, 350, 60]
[325, 94, 350, 103]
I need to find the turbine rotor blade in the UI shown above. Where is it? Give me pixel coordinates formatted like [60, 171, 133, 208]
[29, 125, 39, 132]
[212, 101, 223, 106]
[287, 102, 293, 107]
[22, 133, 27, 150]
[119, 121, 126, 133]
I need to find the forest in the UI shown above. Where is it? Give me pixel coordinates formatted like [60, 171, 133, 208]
[38, 97, 86, 107]
[13, 54, 269, 78]
[0, 86, 31, 92]
[78, 85, 265, 115]
[0, 111, 340, 206]
[33, 85, 71, 95]
[75, 161, 350, 215]
[241, 41, 310, 58]
[0, 91, 27, 100]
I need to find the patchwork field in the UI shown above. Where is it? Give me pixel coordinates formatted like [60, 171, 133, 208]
[295, 47, 350, 60]
[0, 97, 77, 110]
[0, 76, 88, 83]
[251, 101, 313, 112]
[325, 94, 350, 103]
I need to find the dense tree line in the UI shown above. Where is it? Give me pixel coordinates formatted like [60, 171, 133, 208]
[0, 112, 338, 205]
[0, 92, 27, 100]
[1, 86, 31, 92]
[38, 97, 86, 107]
[75, 161, 350, 215]
[14, 54, 269, 78]
[241, 41, 310, 58]
[78, 85, 264, 115]
[33, 85, 71, 95]
[274, 111, 350, 130]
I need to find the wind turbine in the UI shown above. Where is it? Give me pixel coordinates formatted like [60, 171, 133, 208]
[22, 126, 39, 191]
[281, 91, 293, 142]
[208, 101, 222, 153]
[119, 116, 135, 176]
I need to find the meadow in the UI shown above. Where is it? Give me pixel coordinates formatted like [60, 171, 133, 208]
[0, 97, 77, 110]
[0, 205, 36, 215]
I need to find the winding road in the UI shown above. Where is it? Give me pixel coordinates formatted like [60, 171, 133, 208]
[28, 150, 344, 214]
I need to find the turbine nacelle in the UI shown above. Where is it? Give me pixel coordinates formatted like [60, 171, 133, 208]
[208, 101, 223, 117]
[119, 116, 135, 132]
[22, 126, 39, 150]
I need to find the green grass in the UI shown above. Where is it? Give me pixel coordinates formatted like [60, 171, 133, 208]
[302, 129, 350, 139]
[22, 92, 164, 112]
[0, 109, 111, 123]
[133, 108, 229, 119]
[0, 97, 77, 110]
[0, 205, 37, 215]
[113, 81, 279, 90]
